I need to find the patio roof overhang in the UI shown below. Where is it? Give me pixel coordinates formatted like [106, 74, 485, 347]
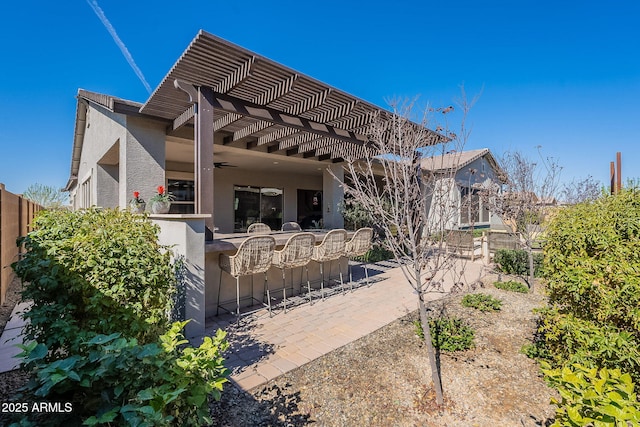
[68, 30, 447, 237]
[140, 30, 444, 162]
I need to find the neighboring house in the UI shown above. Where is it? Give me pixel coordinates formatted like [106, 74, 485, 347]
[64, 30, 444, 236]
[421, 148, 506, 230]
[496, 192, 559, 232]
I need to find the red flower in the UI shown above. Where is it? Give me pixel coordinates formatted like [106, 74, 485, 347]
[130, 190, 145, 204]
[157, 186, 165, 195]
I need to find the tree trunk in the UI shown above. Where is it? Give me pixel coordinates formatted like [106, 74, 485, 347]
[418, 294, 444, 405]
[527, 248, 535, 292]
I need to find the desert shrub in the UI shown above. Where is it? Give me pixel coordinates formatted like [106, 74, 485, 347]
[542, 363, 640, 426]
[494, 249, 544, 277]
[11, 209, 229, 425]
[461, 293, 502, 312]
[494, 280, 529, 293]
[428, 318, 475, 352]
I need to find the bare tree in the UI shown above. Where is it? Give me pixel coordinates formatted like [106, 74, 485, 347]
[561, 175, 602, 204]
[331, 92, 481, 406]
[482, 148, 562, 288]
[22, 183, 68, 209]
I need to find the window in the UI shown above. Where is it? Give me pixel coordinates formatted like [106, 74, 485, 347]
[80, 174, 92, 208]
[460, 187, 489, 225]
[168, 179, 194, 214]
[234, 186, 283, 232]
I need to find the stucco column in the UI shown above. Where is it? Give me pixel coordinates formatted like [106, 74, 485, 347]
[150, 214, 209, 340]
[322, 164, 344, 229]
[195, 86, 215, 239]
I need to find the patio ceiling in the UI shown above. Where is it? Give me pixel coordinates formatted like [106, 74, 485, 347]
[141, 30, 444, 163]
[165, 135, 329, 176]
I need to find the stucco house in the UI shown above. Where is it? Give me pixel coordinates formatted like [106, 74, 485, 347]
[64, 30, 446, 238]
[63, 30, 508, 336]
[62, 30, 450, 335]
[421, 148, 506, 230]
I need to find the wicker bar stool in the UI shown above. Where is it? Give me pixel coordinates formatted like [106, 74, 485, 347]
[281, 221, 302, 232]
[311, 229, 347, 300]
[345, 227, 374, 290]
[247, 222, 272, 235]
[217, 235, 276, 321]
[270, 232, 315, 311]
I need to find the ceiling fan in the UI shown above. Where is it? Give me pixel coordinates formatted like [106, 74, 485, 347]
[213, 161, 237, 169]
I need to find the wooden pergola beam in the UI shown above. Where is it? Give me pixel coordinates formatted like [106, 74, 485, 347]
[205, 90, 369, 146]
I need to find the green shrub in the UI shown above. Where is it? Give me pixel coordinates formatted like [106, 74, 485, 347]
[339, 199, 374, 230]
[539, 189, 640, 374]
[11, 209, 229, 425]
[14, 209, 176, 358]
[542, 363, 640, 426]
[413, 319, 425, 341]
[543, 189, 640, 334]
[472, 228, 486, 238]
[17, 321, 228, 426]
[494, 280, 529, 293]
[535, 189, 640, 422]
[521, 342, 549, 360]
[536, 309, 640, 383]
[494, 249, 544, 277]
[461, 293, 502, 312]
[413, 318, 476, 351]
[354, 244, 394, 262]
[429, 318, 475, 352]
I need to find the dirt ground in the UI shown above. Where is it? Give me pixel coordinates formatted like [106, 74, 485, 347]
[1, 274, 558, 426]
[208, 273, 558, 426]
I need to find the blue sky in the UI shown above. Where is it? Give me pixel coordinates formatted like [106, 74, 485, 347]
[1, 1, 638, 195]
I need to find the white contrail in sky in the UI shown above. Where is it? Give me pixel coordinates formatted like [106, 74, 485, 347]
[86, 0, 152, 94]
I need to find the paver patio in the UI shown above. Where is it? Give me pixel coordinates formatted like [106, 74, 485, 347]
[0, 258, 486, 391]
[205, 258, 486, 391]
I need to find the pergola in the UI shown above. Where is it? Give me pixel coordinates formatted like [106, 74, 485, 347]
[139, 30, 444, 236]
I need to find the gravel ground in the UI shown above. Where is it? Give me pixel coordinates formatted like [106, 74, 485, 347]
[1, 273, 558, 426]
[209, 273, 558, 426]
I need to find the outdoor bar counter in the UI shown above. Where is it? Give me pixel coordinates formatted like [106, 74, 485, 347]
[204, 230, 352, 317]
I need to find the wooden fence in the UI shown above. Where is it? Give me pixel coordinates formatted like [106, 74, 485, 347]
[0, 183, 42, 305]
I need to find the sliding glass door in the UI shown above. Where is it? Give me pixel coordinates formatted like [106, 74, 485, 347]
[233, 186, 283, 232]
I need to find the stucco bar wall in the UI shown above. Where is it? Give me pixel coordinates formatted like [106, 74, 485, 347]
[150, 214, 209, 339]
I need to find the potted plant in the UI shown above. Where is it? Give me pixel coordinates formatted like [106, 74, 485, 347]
[149, 185, 174, 214]
[129, 191, 146, 213]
